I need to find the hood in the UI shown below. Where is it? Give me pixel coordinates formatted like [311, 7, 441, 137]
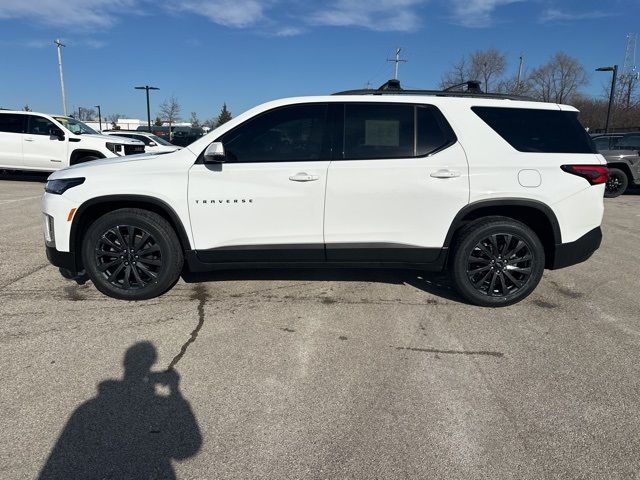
[78, 133, 144, 145]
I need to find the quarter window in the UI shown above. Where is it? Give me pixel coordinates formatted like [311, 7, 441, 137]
[28, 116, 57, 136]
[0, 114, 26, 134]
[219, 104, 328, 163]
[472, 107, 595, 154]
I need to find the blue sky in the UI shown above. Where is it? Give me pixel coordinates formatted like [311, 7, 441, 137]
[0, 0, 638, 121]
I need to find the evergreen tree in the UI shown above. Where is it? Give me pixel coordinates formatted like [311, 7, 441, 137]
[216, 103, 232, 126]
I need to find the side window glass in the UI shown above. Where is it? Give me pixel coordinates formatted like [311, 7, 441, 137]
[593, 137, 609, 151]
[417, 106, 455, 156]
[220, 104, 328, 163]
[344, 104, 414, 159]
[28, 116, 56, 136]
[0, 114, 26, 133]
[132, 135, 152, 145]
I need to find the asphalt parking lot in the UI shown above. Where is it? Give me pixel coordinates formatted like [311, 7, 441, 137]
[1, 173, 639, 479]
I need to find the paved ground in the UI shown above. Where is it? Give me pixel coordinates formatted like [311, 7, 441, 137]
[1, 173, 639, 479]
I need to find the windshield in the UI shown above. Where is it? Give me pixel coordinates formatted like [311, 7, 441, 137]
[149, 134, 173, 146]
[54, 117, 98, 135]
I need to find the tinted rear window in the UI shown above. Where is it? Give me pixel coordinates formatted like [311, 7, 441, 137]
[0, 113, 26, 134]
[472, 107, 595, 154]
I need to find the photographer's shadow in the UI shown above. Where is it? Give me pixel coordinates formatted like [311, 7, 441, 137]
[39, 342, 202, 480]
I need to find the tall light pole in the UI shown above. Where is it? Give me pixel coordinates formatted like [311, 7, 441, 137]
[134, 85, 159, 132]
[54, 39, 68, 115]
[596, 65, 618, 133]
[94, 105, 102, 131]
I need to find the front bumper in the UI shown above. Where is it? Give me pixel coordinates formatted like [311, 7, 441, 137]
[46, 245, 78, 273]
[550, 227, 602, 269]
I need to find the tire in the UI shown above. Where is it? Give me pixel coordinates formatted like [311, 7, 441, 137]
[81, 208, 183, 300]
[449, 217, 545, 307]
[604, 168, 628, 198]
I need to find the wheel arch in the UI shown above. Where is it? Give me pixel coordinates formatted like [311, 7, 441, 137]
[70, 149, 106, 165]
[444, 199, 561, 268]
[69, 195, 192, 270]
[606, 162, 634, 182]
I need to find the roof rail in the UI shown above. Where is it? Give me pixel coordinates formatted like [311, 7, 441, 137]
[332, 79, 539, 102]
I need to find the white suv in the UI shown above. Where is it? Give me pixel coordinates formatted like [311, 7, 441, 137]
[0, 111, 145, 172]
[42, 82, 607, 306]
[103, 130, 181, 154]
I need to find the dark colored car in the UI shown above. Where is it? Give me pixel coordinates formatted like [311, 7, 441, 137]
[593, 132, 640, 197]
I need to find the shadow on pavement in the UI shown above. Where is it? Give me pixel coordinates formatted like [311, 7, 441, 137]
[0, 171, 50, 183]
[38, 342, 202, 480]
[183, 268, 464, 303]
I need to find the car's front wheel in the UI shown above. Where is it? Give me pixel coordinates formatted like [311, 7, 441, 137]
[604, 168, 628, 198]
[449, 217, 545, 307]
[82, 208, 183, 300]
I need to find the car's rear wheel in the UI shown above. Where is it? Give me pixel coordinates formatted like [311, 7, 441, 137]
[450, 217, 545, 307]
[604, 168, 628, 198]
[82, 208, 183, 300]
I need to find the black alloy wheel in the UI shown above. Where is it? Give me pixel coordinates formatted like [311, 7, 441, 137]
[466, 233, 533, 297]
[95, 225, 162, 290]
[450, 217, 545, 307]
[604, 168, 628, 198]
[82, 208, 183, 300]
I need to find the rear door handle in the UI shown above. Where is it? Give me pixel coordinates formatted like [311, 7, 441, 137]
[289, 172, 319, 182]
[24, 137, 35, 142]
[430, 169, 461, 179]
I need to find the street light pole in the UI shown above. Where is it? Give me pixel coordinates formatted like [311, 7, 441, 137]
[596, 65, 618, 134]
[54, 39, 68, 116]
[134, 85, 159, 132]
[94, 105, 102, 131]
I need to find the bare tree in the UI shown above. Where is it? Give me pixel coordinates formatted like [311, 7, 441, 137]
[529, 52, 587, 104]
[440, 49, 507, 93]
[107, 113, 122, 129]
[440, 57, 469, 90]
[189, 111, 200, 128]
[469, 49, 507, 93]
[77, 108, 96, 121]
[616, 75, 640, 109]
[159, 96, 181, 141]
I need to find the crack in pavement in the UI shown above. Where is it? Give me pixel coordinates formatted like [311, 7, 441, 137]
[0, 263, 49, 289]
[394, 346, 504, 357]
[166, 285, 208, 371]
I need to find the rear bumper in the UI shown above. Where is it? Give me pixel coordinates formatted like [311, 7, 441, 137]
[550, 227, 602, 269]
[46, 246, 78, 273]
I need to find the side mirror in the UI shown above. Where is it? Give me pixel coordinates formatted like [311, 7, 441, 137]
[148, 141, 157, 147]
[203, 142, 225, 163]
[50, 127, 65, 141]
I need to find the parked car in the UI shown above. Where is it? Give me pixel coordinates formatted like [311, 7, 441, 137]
[136, 126, 204, 147]
[600, 149, 640, 197]
[590, 133, 623, 152]
[43, 81, 606, 306]
[0, 111, 145, 172]
[103, 130, 181, 154]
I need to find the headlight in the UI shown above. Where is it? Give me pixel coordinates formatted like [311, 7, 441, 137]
[106, 142, 123, 154]
[45, 177, 85, 195]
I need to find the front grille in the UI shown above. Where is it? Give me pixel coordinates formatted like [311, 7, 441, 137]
[124, 144, 145, 155]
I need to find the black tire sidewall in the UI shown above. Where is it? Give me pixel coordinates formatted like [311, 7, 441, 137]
[604, 168, 628, 198]
[450, 219, 545, 307]
[82, 210, 183, 300]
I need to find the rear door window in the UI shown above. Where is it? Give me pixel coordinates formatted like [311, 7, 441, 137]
[0, 114, 26, 134]
[344, 104, 414, 159]
[472, 107, 595, 154]
[615, 134, 640, 150]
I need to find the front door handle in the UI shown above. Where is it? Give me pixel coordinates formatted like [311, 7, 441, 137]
[430, 169, 461, 179]
[289, 172, 319, 182]
[24, 137, 35, 142]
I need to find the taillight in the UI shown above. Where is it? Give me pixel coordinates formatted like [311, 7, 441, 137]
[561, 165, 609, 185]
